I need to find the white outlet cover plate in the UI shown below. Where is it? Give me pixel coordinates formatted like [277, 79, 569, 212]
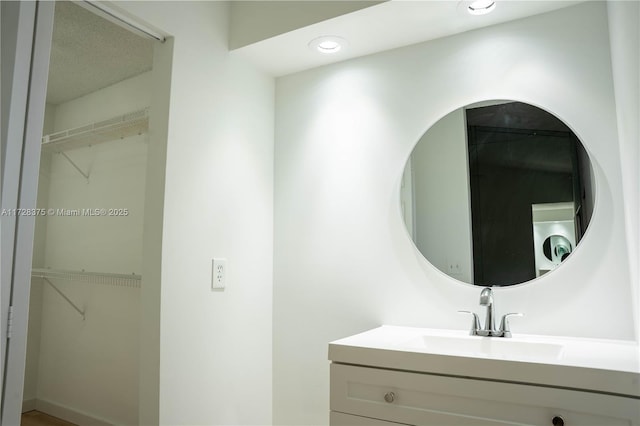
[212, 258, 227, 290]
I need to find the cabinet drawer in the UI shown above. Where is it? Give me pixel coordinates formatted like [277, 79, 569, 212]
[331, 411, 407, 426]
[330, 363, 640, 426]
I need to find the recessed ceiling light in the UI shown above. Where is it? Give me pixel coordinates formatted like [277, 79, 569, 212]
[467, 0, 496, 15]
[309, 36, 347, 54]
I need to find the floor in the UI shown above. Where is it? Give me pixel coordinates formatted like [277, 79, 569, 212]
[21, 411, 77, 426]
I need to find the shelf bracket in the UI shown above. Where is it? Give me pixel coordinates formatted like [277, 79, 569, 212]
[42, 277, 86, 320]
[59, 151, 90, 182]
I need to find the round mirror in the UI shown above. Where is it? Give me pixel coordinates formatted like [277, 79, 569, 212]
[401, 101, 594, 286]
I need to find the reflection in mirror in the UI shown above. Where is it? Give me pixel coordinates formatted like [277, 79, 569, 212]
[543, 235, 572, 262]
[401, 101, 594, 287]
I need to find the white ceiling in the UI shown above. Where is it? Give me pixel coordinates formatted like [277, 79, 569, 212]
[46, 1, 153, 105]
[45, 1, 584, 102]
[232, 0, 585, 77]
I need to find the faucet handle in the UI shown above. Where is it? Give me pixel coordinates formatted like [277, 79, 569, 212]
[458, 310, 481, 336]
[499, 313, 523, 338]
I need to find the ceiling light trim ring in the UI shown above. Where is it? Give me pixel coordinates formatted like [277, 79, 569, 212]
[308, 35, 348, 54]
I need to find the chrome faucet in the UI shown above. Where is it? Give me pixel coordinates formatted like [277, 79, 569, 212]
[459, 287, 522, 337]
[478, 287, 495, 336]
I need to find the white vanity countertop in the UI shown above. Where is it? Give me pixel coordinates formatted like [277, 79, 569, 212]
[329, 325, 640, 398]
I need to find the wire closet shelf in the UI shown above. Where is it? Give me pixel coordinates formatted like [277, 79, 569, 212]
[31, 268, 141, 288]
[41, 107, 149, 153]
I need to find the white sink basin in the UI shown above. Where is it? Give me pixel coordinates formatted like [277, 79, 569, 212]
[329, 326, 640, 397]
[400, 334, 564, 360]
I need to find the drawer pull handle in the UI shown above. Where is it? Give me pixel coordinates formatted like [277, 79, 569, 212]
[552, 415, 565, 426]
[384, 392, 395, 403]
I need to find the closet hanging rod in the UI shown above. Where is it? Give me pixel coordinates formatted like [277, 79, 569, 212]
[42, 277, 85, 320]
[32, 268, 141, 289]
[79, 1, 166, 43]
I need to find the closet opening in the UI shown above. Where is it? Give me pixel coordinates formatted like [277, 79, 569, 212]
[20, 2, 170, 425]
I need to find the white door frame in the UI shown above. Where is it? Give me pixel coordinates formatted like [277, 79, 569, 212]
[1, 1, 54, 424]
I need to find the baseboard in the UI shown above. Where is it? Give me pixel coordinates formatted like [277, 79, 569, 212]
[34, 399, 113, 426]
[22, 398, 36, 413]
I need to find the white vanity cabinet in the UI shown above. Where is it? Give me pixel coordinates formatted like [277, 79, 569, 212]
[329, 326, 640, 426]
[330, 363, 639, 426]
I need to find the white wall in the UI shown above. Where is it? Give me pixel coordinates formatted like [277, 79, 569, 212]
[274, 3, 635, 424]
[111, 2, 275, 424]
[229, 1, 383, 49]
[45, 73, 150, 274]
[411, 108, 472, 283]
[29, 72, 150, 425]
[607, 0, 640, 341]
[53, 72, 151, 131]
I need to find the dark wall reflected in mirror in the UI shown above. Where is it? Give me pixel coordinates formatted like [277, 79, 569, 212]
[401, 101, 594, 287]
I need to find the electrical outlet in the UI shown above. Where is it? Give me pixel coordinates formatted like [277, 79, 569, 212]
[447, 261, 462, 276]
[212, 258, 227, 290]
